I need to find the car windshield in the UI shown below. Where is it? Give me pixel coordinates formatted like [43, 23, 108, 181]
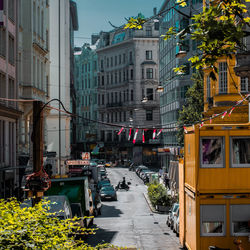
[172, 204, 179, 213]
[101, 186, 114, 191]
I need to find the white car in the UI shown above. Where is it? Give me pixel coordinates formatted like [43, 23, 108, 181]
[166, 203, 179, 229]
[173, 207, 179, 236]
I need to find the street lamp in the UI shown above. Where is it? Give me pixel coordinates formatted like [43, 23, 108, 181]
[156, 85, 164, 93]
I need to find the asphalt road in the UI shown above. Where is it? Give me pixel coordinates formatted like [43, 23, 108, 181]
[86, 167, 182, 250]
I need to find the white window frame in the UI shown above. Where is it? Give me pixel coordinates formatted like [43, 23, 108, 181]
[206, 75, 211, 98]
[230, 136, 250, 168]
[200, 137, 225, 168]
[200, 205, 226, 237]
[240, 77, 249, 93]
[230, 204, 250, 236]
[219, 62, 228, 94]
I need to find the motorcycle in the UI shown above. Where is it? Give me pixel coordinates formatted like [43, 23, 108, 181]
[115, 181, 130, 191]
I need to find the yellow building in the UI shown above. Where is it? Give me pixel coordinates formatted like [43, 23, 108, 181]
[179, 52, 250, 248]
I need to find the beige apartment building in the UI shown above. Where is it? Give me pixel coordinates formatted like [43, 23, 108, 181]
[0, 0, 21, 198]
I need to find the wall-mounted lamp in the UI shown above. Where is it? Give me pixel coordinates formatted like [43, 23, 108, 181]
[141, 97, 148, 103]
[176, 50, 187, 59]
[156, 85, 164, 93]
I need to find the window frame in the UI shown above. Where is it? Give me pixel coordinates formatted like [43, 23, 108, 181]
[230, 136, 250, 168]
[146, 50, 152, 60]
[200, 204, 226, 237]
[230, 204, 250, 236]
[200, 136, 225, 168]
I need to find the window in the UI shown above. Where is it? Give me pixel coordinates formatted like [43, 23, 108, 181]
[129, 51, 133, 63]
[147, 88, 153, 100]
[101, 76, 104, 85]
[230, 137, 250, 167]
[115, 56, 117, 66]
[102, 94, 104, 105]
[0, 28, 6, 57]
[142, 68, 144, 79]
[146, 26, 152, 37]
[146, 50, 152, 60]
[146, 110, 153, 121]
[0, 73, 6, 104]
[200, 137, 224, 168]
[33, 2, 36, 32]
[8, 35, 14, 65]
[131, 90, 134, 101]
[240, 77, 249, 93]
[219, 62, 228, 93]
[100, 60, 103, 69]
[107, 58, 109, 68]
[146, 68, 153, 79]
[8, 0, 14, 22]
[41, 11, 44, 39]
[207, 76, 211, 98]
[111, 57, 113, 67]
[123, 111, 126, 122]
[130, 69, 133, 80]
[200, 205, 226, 236]
[230, 204, 250, 236]
[119, 55, 121, 64]
[123, 53, 126, 63]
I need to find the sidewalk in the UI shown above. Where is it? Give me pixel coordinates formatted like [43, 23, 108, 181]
[143, 192, 158, 214]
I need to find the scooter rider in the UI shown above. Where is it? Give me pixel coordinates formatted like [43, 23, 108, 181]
[121, 177, 126, 188]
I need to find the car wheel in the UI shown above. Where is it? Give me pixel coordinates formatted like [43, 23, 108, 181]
[98, 208, 102, 215]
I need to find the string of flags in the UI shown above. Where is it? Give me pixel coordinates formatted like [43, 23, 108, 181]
[116, 93, 250, 142]
[0, 94, 249, 144]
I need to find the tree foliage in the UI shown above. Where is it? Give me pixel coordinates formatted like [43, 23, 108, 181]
[147, 183, 171, 207]
[0, 198, 123, 250]
[125, 0, 250, 77]
[177, 72, 204, 145]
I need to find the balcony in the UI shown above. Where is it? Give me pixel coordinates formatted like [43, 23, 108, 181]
[106, 102, 123, 108]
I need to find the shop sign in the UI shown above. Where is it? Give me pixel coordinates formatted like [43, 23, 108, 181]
[66, 160, 90, 165]
[81, 152, 90, 160]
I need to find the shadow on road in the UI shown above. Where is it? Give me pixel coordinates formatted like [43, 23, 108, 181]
[86, 225, 118, 247]
[100, 203, 123, 218]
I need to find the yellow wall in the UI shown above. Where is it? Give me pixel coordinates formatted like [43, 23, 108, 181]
[203, 55, 249, 122]
[185, 192, 197, 250]
[179, 159, 185, 247]
[199, 196, 250, 250]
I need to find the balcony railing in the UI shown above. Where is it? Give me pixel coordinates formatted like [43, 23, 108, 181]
[106, 102, 123, 108]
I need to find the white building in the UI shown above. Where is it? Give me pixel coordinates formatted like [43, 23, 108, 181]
[18, 0, 50, 157]
[47, 0, 77, 170]
[96, 19, 161, 166]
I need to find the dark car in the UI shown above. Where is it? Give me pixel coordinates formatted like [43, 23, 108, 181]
[100, 185, 117, 201]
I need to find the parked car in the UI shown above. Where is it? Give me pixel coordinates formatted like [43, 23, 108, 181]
[97, 179, 111, 189]
[136, 165, 148, 176]
[100, 185, 117, 201]
[173, 207, 179, 236]
[21, 195, 72, 220]
[166, 203, 179, 229]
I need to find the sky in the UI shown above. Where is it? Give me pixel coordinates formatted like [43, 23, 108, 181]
[74, 0, 164, 47]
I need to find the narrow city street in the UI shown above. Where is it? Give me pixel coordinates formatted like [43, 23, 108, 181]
[87, 167, 182, 250]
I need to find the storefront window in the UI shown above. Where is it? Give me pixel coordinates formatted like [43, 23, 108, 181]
[230, 204, 250, 236]
[200, 137, 224, 168]
[231, 137, 250, 167]
[200, 205, 226, 236]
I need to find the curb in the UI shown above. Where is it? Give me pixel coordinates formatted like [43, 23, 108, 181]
[143, 192, 158, 214]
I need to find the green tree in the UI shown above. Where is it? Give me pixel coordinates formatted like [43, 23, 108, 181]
[177, 72, 204, 145]
[125, 0, 250, 77]
[0, 198, 121, 250]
